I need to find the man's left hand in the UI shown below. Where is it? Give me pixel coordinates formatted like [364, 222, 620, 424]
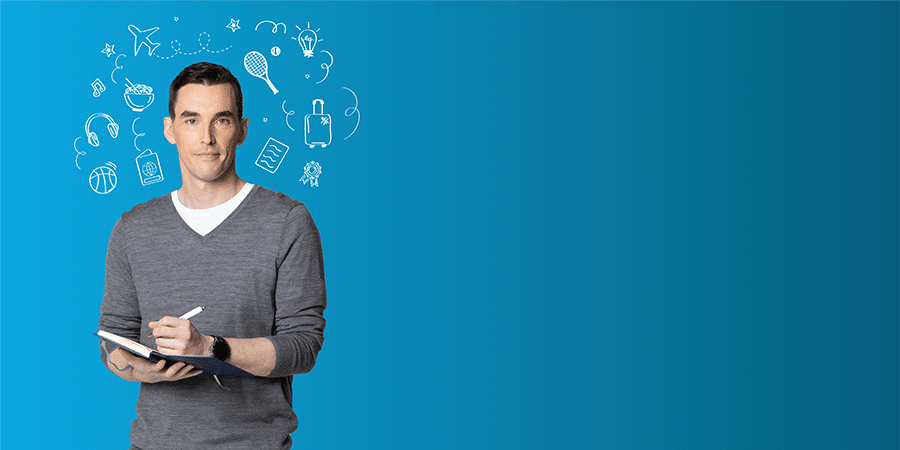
[149, 316, 213, 356]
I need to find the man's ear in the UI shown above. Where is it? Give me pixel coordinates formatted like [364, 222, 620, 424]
[237, 117, 249, 145]
[163, 117, 176, 144]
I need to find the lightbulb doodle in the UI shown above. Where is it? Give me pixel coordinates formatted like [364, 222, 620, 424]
[300, 161, 322, 187]
[90, 162, 118, 195]
[255, 20, 286, 34]
[111, 54, 126, 84]
[292, 23, 322, 58]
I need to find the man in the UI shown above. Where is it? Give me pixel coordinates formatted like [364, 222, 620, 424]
[98, 62, 326, 450]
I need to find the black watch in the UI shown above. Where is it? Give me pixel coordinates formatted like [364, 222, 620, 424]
[209, 335, 231, 361]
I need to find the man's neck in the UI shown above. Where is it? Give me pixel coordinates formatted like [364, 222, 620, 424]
[177, 175, 246, 210]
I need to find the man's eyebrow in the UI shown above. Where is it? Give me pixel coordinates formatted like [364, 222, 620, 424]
[179, 110, 200, 118]
[178, 111, 235, 118]
[214, 111, 236, 118]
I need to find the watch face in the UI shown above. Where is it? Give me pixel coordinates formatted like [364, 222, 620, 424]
[212, 336, 231, 361]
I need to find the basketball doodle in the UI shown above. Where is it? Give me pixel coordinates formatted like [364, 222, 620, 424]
[90, 162, 118, 194]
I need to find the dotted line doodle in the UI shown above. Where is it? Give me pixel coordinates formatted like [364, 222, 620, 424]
[255, 20, 286, 33]
[111, 54, 126, 84]
[153, 32, 232, 60]
[282, 100, 296, 132]
[342, 87, 360, 140]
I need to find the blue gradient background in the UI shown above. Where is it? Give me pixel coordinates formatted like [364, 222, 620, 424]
[1, 2, 898, 449]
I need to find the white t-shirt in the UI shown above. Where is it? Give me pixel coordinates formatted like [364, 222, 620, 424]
[171, 183, 255, 236]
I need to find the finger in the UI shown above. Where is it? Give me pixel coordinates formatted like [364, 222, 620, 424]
[157, 316, 186, 328]
[165, 361, 191, 378]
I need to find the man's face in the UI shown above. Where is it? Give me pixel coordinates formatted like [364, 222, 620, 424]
[164, 83, 248, 184]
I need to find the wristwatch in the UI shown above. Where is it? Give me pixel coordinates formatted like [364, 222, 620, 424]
[209, 335, 231, 361]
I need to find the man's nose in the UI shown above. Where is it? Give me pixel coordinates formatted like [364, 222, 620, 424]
[201, 123, 216, 145]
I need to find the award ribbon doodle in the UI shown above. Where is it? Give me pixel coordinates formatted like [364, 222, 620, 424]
[299, 161, 322, 187]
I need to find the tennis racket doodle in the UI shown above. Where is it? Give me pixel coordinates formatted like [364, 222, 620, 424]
[244, 51, 279, 94]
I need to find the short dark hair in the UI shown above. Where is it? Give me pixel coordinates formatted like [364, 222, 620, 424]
[168, 62, 243, 118]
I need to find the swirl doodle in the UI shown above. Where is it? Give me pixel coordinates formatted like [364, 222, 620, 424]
[111, 54, 126, 84]
[153, 32, 232, 60]
[132, 117, 146, 151]
[342, 87, 360, 140]
[255, 20, 286, 33]
[282, 100, 296, 132]
[317, 50, 333, 85]
[74, 137, 87, 170]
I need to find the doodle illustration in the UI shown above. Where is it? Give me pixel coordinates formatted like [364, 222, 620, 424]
[226, 18, 241, 32]
[73, 137, 87, 170]
[304, 99, 331, 148]
[124, 78, 154, 112]
[316, 51, 333, 84]
[92, 79, 107, 97]
[128, 25, 161, 56]
[292, 23, 321, 58]
[90, 162, 118, 194]
[154, 32, 233, 60]
[136, 149, 164, 186]
[282, 101, 296, 132]
[342, 87, 361, 140]
[255, 138, 290, 173]
[132, 117, 146, 151]
[85, 113, 119, 147]
[271, 46, 281, 57]
[255, 20, 286, 33]
[299, 161, 322, 187]
[101, 43, 116, 57]
[111, 54, 126, 84]
[244, 51, 278, 94]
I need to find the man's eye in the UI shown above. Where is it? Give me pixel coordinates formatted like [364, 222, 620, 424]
[185, 119, 196, 125]
[217, 118, 231, 125]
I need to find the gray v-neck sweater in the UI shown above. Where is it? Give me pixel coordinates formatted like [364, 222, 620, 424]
[99, 185, 326, 450]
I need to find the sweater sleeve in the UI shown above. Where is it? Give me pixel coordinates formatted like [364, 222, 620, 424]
[266, 204, 327, 377]
[98, 217, 143, 360]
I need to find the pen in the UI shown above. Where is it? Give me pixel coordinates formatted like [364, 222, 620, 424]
[148, 306, 207, 337]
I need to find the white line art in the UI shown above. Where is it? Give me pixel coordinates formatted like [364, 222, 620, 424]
[304, 99, 331, 148]
[174, 17, 179, 22]
[124, 78, 154, 112]
[111, 54, 126, 84]
[92, 79, 107, 97]
[226, 18, 241, 32]
[282, 101, 296, 132]
[153, 32, 232, 60]
[271, 46, 281, 57]
[85, 113, 119, 147]
[342, 87, 361, 140]
[132, 117, 146, 151]
[292, 23, 321, 58]
[255, 21, 286, 33]
[299, 161, 322, 187]
[316, 50, 333, 84]
[128, 25, 161, 56]
[90, 162, 118, 194]
[101, 43, 116, 57]
[136, 149, 164, 186]
[73, 137, 86, 170]
[255, 137, 290, 173]
[244, 51, 278, 94]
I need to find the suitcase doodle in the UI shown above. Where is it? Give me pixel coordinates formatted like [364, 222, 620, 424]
[304, 99, 332, 148]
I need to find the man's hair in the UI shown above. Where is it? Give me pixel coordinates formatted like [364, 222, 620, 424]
[168, 62, 243, 118]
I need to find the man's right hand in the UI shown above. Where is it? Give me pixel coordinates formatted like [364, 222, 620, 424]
[107, 348, 203, 383]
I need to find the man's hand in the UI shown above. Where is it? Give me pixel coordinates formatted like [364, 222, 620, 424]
[149, 316, 213, 356]
[107, 348, 202, 383]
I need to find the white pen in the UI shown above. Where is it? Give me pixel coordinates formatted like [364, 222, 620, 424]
[148, 306, 206, 337]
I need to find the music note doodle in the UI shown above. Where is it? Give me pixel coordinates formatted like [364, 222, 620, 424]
[92, 78, 107, 97]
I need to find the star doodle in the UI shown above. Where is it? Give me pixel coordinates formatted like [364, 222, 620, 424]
[101, 43, 116, 57]
[226, 18, 241, 32]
